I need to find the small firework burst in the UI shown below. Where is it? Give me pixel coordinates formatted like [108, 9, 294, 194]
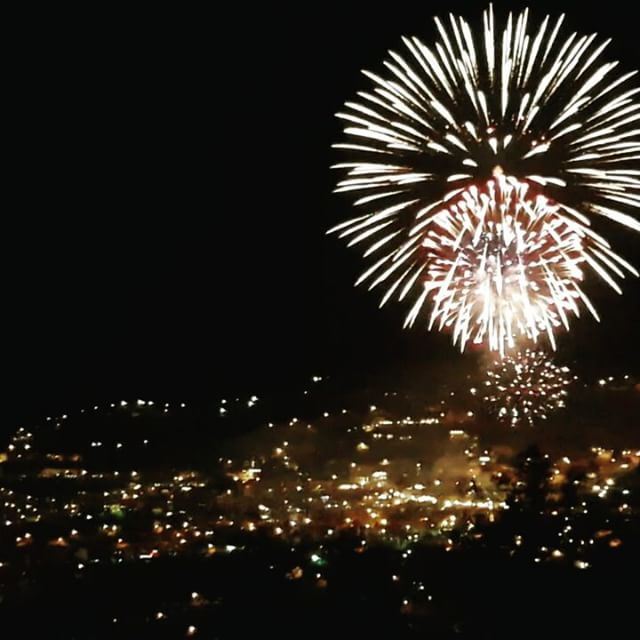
[481, 349, 574, 427]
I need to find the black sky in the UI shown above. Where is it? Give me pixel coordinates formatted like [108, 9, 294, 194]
[5, 1, 640, 432]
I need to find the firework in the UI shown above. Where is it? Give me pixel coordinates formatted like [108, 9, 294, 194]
[411, 172, 628, 355]
[479, 349, 574, 427]
[330, 6, 639, 348]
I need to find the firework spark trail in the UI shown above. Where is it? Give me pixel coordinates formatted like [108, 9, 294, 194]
[330, 6, 639, 351]
[479, 349, 575, 427]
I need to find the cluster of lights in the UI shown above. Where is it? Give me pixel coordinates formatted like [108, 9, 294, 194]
[0, 377, 636, 622]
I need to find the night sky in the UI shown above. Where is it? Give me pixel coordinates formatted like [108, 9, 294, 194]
[5, 0, 639, 433]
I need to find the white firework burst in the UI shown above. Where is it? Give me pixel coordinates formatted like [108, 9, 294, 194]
[409, 172, 633, 355]
[330, 6, 639, 350]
